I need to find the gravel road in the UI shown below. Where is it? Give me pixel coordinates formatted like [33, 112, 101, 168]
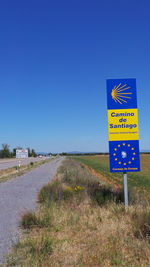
[0, 157, 64, 264]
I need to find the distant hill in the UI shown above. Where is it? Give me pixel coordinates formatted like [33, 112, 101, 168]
[37, 152, 49, 155]
[66, 151, 101, 154]
[62, 151, 108, 155]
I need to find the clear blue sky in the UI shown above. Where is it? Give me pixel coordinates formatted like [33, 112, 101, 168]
[0, 0, 150, 152]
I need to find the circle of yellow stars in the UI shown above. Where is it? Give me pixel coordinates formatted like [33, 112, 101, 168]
[113, 143, 136, 165]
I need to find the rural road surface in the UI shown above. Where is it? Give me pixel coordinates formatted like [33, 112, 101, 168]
[0, 157, 48, 170]
[0, 157, 64, 264]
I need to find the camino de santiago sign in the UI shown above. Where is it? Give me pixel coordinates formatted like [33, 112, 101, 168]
[107, 78, 140, 173]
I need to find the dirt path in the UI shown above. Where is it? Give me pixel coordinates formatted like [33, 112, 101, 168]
[0, 157, 64, 264]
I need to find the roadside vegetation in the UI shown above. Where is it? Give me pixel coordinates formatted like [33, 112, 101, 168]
[7, 157, 150, 267]
[74, 154, 150, 199]
[0, 158, 53, 183]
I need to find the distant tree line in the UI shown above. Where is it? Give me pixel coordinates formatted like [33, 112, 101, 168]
[59, 152, 109, 156]
[0, 144, 37, 158]
[59, 152, 149, 156]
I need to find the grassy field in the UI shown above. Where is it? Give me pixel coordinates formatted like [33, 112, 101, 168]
[7, 158, 150, 267]
[74, 154, 150, 200]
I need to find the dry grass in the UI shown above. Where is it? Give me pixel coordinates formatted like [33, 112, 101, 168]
[46, 203, 150, 267]
[7, 158, 150, 267]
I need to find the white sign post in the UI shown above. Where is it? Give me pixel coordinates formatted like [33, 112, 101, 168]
[16, 150, 28, 172]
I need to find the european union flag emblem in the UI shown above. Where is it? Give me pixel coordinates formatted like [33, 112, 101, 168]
[107, 78, 137, 110]
[109, 140, 140, 172]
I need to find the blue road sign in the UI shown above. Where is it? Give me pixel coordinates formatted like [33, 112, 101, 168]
[106, 78, 140, 173]
[109, 140, 140, 172]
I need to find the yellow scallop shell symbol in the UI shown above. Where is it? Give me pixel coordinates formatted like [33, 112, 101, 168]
[111, 83, 132, 104]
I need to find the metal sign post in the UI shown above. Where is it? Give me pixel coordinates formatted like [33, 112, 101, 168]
[123, 172, 128, 207]
[106, 78, 140, 206]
